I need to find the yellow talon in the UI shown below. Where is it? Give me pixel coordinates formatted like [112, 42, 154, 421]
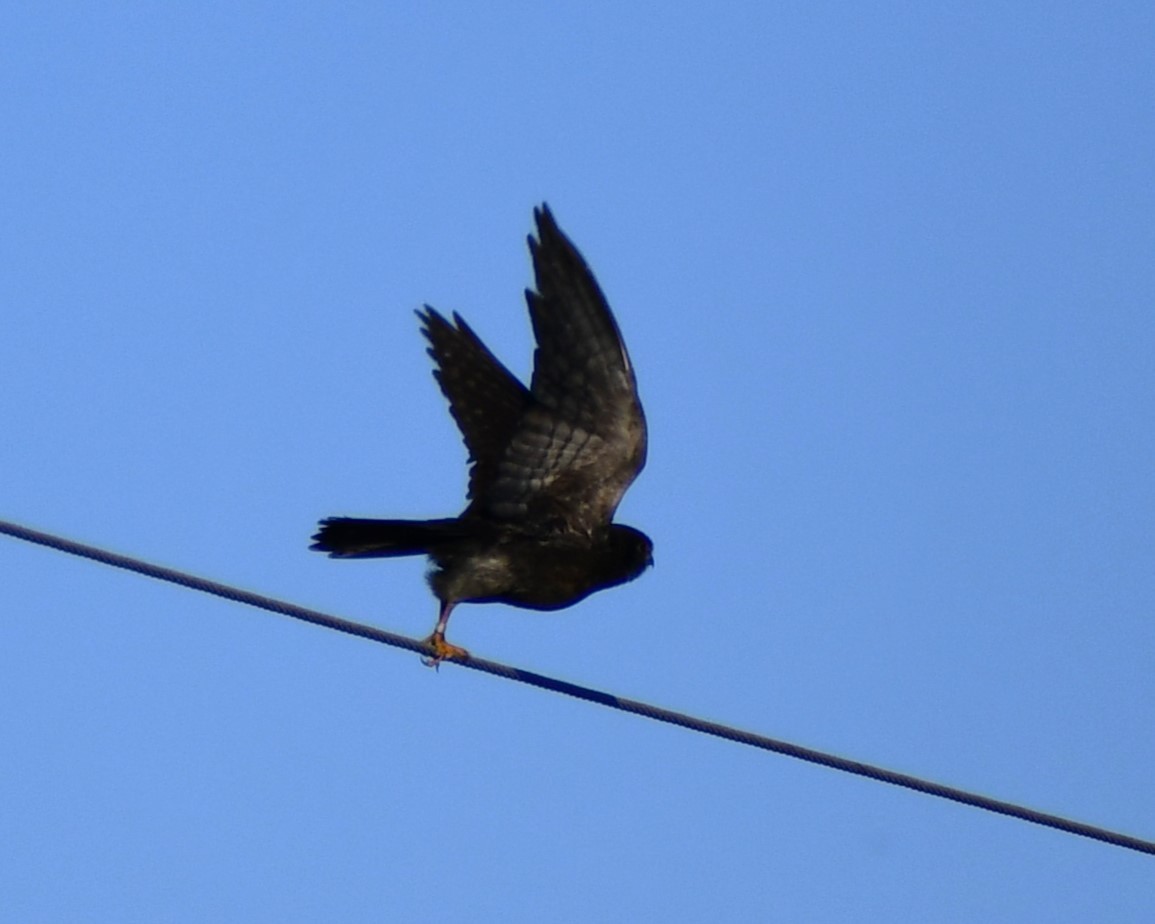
[421, 632, 470, 668]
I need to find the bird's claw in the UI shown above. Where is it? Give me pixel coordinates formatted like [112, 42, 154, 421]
[421, 632, 470, 669]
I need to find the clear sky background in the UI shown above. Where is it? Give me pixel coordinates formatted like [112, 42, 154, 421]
[3, 3, 1153, 921]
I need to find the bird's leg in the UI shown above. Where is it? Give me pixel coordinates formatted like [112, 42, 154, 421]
[421, 600, 469, 667]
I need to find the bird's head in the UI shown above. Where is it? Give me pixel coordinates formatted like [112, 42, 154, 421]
[607, 523, 654, 583]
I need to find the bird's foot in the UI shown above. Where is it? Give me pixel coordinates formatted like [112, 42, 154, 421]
[421, 631, 470, 669]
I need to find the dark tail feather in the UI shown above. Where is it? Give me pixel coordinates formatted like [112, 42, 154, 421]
[310, 517, 465, 558]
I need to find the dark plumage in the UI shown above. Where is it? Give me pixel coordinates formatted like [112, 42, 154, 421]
[311, 205, 652, 662]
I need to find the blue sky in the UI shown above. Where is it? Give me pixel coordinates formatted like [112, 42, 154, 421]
[3, 3, 1153, 920]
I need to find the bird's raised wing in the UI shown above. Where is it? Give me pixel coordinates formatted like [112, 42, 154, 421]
[479, 205, 647, 534]
[419, 307, 529, 503]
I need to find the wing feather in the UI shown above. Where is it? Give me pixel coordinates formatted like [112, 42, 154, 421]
[418, 307, 529, 502]
[481, 205, 647, 533]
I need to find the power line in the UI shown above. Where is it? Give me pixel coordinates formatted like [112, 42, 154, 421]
[3, 517, 1152, 858]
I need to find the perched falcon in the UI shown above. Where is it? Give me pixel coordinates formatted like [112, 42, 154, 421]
[312, 205, 652, 663]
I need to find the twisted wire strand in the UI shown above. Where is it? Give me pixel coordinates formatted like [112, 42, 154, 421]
[3, 518, 1152, 858]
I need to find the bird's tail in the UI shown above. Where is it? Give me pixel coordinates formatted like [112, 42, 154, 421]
[310, 517, 466, 558]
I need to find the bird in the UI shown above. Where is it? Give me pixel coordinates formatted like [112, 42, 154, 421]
[311, 205, 652, 664]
